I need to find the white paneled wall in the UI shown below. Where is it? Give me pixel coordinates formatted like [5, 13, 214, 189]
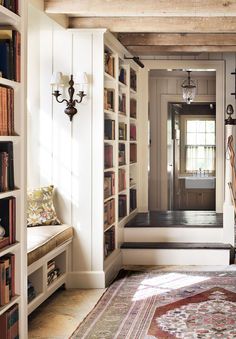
[28, 6, 106, 286]
[149, 72, 216, 210]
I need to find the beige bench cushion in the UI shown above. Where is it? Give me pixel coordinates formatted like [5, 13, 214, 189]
[27, 224, 73, 266]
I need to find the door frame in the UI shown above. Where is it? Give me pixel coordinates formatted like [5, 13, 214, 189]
[138, 59, 224, 213]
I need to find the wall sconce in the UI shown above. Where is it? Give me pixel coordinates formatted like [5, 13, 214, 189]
[50, 72, 88, 121]
[181, 71, 196, 105]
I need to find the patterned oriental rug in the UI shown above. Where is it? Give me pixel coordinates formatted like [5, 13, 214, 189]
[70, 270, 236, 339]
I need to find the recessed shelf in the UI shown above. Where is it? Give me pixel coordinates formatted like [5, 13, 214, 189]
[0, 188, 20, 199]
[119, 189, 127, 194]
[130, 117, 137, 121]
[130, 184, 137, 189]
[130, 88, 137, 94]
[0, 6, 20, 28]
[104, 109, 115, 115]
[104, 222, 116, 232]
[0, 294, 20, 317]
[118, 164, 127, 169]
[47, 273, 66, 292]
[104, 72, 116, 81]
[104, 195, 115, 203]
[130, 162, 137, 166]
[0, 136, 21, 142]
[0, 77, 21, 88]
[104, 167, 115, 172]
[0, 241, 20, 257]
[118, 81, 127, 88]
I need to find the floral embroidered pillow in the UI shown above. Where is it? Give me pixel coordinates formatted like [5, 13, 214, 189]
[27, 185, 61, 227]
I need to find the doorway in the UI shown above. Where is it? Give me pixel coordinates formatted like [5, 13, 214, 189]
[168, 102, 216, 211]
[143, 62, 224, 213]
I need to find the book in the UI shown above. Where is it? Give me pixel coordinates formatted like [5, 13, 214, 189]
[118, 143, 126, 166]
[119, 168, 126, 192]
[104, 171, 115, 199]
[104, 89, 114, 111]
[130, 189, 137, 212]
[0, 196, 16, 248]
[104, 51, 115, 77]
[130, 124, 136, 141]
[0, 303, 19, 339]
[0, 254, 15, 306]
[119, 194, 127, 218]
[119, 67, 126, 84]
[130, 98, 137, 118]
[104, 226, 115, 257]
[119, 122, 127, 140]
[119, 93, 126, 114]
[104, 198, 115, 230]
[0, 29, 21, 82]
[104, 144, 113, 169]
[104, 119, 115, 140]
[1, 0, 19, 14]
[130, 143, 137, 163]
[130, 68, 137, 91]
[0, 141, 15, 191]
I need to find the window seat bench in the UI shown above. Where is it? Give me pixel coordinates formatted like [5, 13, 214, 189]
[27, 224, 73, 314]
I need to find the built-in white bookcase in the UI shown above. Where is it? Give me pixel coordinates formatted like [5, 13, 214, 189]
[103, 33, 139, 273]
[0, 1, 27, 337]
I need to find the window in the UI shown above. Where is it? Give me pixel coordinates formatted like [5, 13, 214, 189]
[185, 119, 215, 172]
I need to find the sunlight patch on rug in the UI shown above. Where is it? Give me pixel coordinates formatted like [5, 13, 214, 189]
[133, 273, 209, 301]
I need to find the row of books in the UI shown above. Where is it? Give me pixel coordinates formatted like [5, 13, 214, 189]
[104, 226, 115, 258]
[119, 168, 126, 192]
[119, 122, 127, 140]
[47, 259, 60, 285]
[119, 143, 126, 166]
[104, 50, 115, 78]
[0, 141, 15, 192]
[104, 198, 115, 230]
[130, 189, 137, 212]
[0, 29, 21, 82]
[130, 68, 137, 92]
[0, 196, 16, 249]
[119, 67, 126, 85]
[130, 98, 137, 118]
[104, 88, 114, 111]
[130, 143, 137, 163]
[0, 85, 15, 136]
[28, 280, 36, 304]
[104, 144, 113, 169]
[0, 303, 19, 339]
[119, 194, 127, 219]
[0, 0, 19, 14]
[104, 119, 115, 140]
[0, 253, 15, 306]
[119, 93, 126, 114]
[104, 171, 115, 199]
[130, 124, 136, 141]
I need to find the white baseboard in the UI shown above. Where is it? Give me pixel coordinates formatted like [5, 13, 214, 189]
[67, 271, 105, 288]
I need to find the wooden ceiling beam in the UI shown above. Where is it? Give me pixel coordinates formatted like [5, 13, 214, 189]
[45, 0, 236, 17]
[127, 45, 236, 55]
[118, 33, 236, 46]
[69, 17, 236, 33]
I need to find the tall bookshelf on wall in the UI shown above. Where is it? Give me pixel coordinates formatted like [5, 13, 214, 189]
[103, 38, 138, 263]
[0, 1, 27, 337]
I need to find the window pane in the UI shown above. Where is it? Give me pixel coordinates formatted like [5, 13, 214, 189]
[196, 133, 205, 145]
[187, 133, 196, 145]
[197, 121, 206, 133]
[187, 121, 197, 132]
[206, 121, 215, 133]
[206, 133, 215, 145]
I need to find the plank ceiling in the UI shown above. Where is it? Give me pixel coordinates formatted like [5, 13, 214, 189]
[44, 0, 236, 56]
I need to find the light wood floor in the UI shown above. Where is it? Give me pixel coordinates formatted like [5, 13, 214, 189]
[28, 265, 236, 339]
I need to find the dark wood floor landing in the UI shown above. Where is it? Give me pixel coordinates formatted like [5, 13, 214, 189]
[125, 211, 223, 228]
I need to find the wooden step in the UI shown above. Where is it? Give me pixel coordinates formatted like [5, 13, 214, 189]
[121, 242, 234, 265]
[125, 211, 223, 228]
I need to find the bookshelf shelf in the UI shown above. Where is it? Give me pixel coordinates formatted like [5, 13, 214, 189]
[105, 72, 116, 81]
[47, 273, 66, 292]
[104, 222, 115, 232]
[0, 5, 20, 28]
[27, 293, 43, 314]
[130, 184, 137, 189]
[118, 81, 127, 88]
[130, 88, 137, 95]
[0, 295, 20, 317]
[104, 195, 115, 203]
[0, 77, 20, 89]
[0, 0, 27, 336]
[104, 167, 115, 172]
[0, 241, 20, 257]
[104, 109, 115, 115]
